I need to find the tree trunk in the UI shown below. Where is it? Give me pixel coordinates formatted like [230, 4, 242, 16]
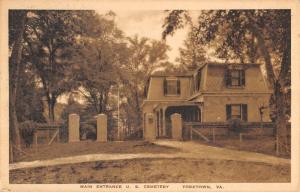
[275, 81, 288, 154]
[133, 89, 142, 131]
[9, 11, 27, 150]
[249, 25, 276, 87]
[248, 20, 290, 155]
[50, 99, 56, 122]
[275, 35, 290, 155]
[47, 95, 56, 122]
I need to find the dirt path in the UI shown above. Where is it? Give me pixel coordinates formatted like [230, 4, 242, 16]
[9, 153, 187, 170]
[10, 140, 290, 170]
[153, 140, 290, 165]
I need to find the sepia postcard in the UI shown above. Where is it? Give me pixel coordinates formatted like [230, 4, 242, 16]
[0, 0, 300, 191]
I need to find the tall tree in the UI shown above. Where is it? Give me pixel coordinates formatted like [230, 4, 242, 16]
[120, 35, 171, 133]
[9, 10, 28, 149]
[72, 12, 126, 115]
[23, 10, 80, 121]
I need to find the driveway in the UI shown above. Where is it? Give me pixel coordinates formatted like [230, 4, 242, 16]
[153, 140, 290, 165]
[9, 140, 290, 170]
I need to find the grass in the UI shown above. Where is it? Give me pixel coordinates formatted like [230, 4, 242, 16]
[196, 135, 291, 158]
[13, 140, 179, 162]
[10, 158, 290, 183]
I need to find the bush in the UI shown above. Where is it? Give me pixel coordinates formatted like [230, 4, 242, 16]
[19, 120, 37, 147]
[60, 122, 68, 143]
[80, 123, 96, 140]
[228, 118, 243, 134]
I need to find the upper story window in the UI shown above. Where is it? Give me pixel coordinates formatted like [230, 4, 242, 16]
[226, 69, 245, 87]
[163, 78, 181, 96]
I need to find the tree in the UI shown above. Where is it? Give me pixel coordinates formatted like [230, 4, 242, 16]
[72, 12, 126, 115]
[9, 10, 28, 149]
[176, 26, 207, 68]
[119, 35, 171, 133]
[16, 68, 46, 123]
[23, 10, 81, 122]
[163, 10, 291, 154]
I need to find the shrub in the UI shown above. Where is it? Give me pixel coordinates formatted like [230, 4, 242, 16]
[228, 118, 243, 134]
[80, 123, 96, 140]
[19, 120, 37, 147]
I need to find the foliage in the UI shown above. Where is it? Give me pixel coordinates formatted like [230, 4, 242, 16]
[81, 123, 96, 140]
[19, 120, 37, 147]
[227, 118, 243, 134]
[23, 10, 85, 121]
[119, 35, 171, 134]
[72, 14, 126, 114]
[176, 26, 207, 68]
[16, 68, 46, 123]
[9, 10, 28, 150]
[10, 10, 181, 143]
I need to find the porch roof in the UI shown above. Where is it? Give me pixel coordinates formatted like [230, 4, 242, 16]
[152, 101, 202, 111]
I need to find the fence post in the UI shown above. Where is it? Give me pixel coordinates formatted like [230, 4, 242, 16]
[10, 145, 13, 163]
[190, 126, 193, 140]
[34, 131, 38, 147]
[57, 129, 60, 142]
[276, 134, 279, 155]
[212, 128, 215, 143]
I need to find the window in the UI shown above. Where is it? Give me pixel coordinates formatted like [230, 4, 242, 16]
[226, 69, 245, 87]
[226, 104, 248, 121]
[163, 78, 180, 96]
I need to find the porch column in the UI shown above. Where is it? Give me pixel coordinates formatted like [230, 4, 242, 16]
[162, 107, 166, 136]
[199, 106, 203, 122]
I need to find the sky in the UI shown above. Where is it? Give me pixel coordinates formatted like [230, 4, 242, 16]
[97, 10, 191, 64]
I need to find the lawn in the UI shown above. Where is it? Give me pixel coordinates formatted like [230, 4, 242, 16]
[14, 140, 180, 162]
[10, 158, 290, 183]
[196, 136, 291, 158]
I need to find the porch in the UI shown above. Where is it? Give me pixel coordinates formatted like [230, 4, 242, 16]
[153, 102, 202, 138]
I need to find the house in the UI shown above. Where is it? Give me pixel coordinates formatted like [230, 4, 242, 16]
[142, 63, 273, 140]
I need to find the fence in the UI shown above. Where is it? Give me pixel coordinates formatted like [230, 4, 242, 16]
[183, 121, 291, 141]
[33, 122, 62, 145]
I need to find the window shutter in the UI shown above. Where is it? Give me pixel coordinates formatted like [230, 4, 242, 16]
[177, 79, 181, 95]
[197, 70, 201, 91]
[241, 70, 245, 86]
[242, 104, 248, 121]
[226, 104, 231, 120]
[143, 78, 150, 97]
[225, 68, 231, 87]
[163, 78, 167, 95]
